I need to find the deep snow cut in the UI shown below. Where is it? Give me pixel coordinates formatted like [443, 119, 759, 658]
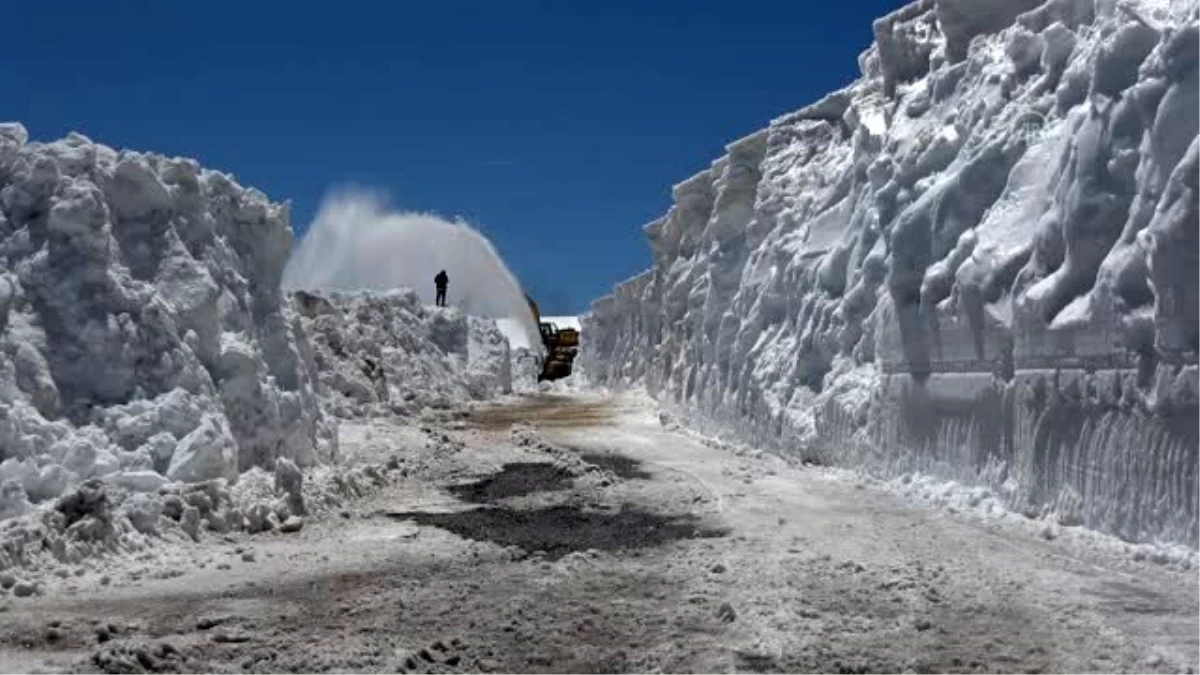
[0, 128, 518, 573]
[580, 0, 1200, 546]
[0, 124, 336, 495]
[283, 189, 542, 352]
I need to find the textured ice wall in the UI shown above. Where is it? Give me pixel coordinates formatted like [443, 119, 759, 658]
[0, 124, 337, 519]
[580, 0, 1199, 546]
[0, 130, 522, 572]
[282, 189, 542, 354]
[291, 289, 512, 418]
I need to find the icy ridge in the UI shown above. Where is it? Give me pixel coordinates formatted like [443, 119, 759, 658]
[580, 0, 1200, 546]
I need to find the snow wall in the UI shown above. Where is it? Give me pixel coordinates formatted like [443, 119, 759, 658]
[0, 127, 518, 569]
[579, 0, 1199, 547]
[292, 289, 512, 418]
[0, 125, 353, 570]
[0, 123, 338, 507]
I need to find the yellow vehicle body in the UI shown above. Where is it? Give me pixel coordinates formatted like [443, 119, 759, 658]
[525, 295, 578, 382]
[557, 327, 579, 348]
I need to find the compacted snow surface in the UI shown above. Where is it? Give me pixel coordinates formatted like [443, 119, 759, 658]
[579, 0, 1200, 547]
[0, 393, 1194, 673]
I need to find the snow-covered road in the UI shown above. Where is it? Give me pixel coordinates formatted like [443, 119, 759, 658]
[548, 394, 1200, 673]
[1, 393, 1195, 673]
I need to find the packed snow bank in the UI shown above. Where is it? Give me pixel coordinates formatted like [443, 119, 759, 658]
[0, 124, 336, 512]
[282, 189, 542, 355]
[0, 128, 521, 575]
[580, 0, 1200, 546]
[0, 446, 412, 577]
[291, 289, 512, 417]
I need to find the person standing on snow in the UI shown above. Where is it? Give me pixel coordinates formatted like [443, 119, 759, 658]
[434, 270, 449, 307]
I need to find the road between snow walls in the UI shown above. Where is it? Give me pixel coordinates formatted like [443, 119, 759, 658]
[0, 125, 532, 590]
[0, 392, 1194, 673]
[578, 0, 1200, 548]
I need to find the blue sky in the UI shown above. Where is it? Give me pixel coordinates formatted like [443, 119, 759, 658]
[6, 0, 901, 314]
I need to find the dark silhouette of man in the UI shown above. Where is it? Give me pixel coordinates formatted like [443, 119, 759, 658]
[434, 270, 448, 307]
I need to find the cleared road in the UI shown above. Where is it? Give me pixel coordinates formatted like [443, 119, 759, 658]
[0, 393, 1194, 673]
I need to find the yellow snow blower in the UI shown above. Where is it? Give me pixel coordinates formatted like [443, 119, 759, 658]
[525, 295, 579, 381]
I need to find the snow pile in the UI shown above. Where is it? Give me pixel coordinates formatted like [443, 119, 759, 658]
[0, 128, 520, 575]
[291, 289, 513, 417]
[0, 124, 337, 520]
[0, 451, 407, 576]
[580, 0, 1199, 546]
[282, 188, 543, 354]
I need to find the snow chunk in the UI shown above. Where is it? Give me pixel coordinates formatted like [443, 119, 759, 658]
[166, 414, 238, 484]
[105, 470, 169, 494]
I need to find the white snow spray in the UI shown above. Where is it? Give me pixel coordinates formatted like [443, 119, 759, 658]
[282, 188, 542, 351]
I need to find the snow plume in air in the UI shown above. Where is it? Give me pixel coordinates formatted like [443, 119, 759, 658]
[283, 188, 542, 351]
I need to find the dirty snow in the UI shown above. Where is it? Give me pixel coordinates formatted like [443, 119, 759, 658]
[0, 393, 1192, 674]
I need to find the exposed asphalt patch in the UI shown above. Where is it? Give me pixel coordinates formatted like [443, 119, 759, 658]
[579, 452, 653, 480]
[447, 463, 573, 503]
[385, 505, 727, 560]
